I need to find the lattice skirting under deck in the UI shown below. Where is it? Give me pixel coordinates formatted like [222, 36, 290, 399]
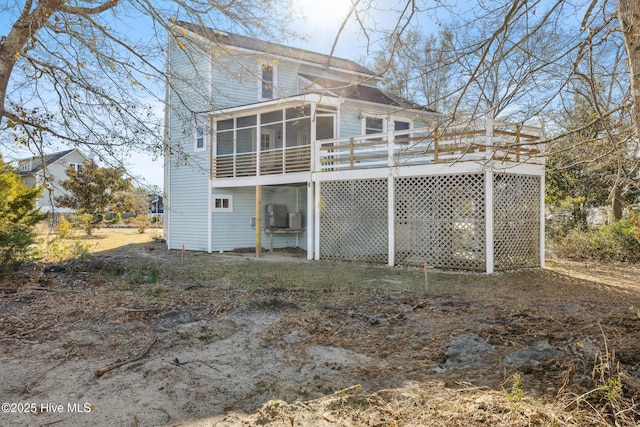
[319, 179, 388, 263]
[493, 173, 541, 270]
[317, 172, 541, 271]
[395, 174, 486, 270]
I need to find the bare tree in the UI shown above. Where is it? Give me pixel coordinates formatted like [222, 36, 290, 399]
[343, 0, 639, 217]
[618, 0, 640, 138]
[372, 28, 456, 114]
[0, 0, 294, 170]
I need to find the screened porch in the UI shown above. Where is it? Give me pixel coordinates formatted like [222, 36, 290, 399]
[212, 113, 544, 179]
[212, 104, 335, 178]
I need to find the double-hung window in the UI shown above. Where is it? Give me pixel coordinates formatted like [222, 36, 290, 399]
[364, 116, 384, 141]
[261, 63, 275, 99]
[195, 126, 205, 152]
[393, 120, 411, 144]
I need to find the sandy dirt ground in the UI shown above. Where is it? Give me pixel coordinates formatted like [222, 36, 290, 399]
[1, 234, 639, 426]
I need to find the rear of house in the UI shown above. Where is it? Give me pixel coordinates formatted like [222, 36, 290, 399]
[164, 23, 545, 273]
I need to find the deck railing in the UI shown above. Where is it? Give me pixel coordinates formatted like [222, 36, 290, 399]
[212, 120, 543, 178]
[214, 145, 310, 178]
[318, 120, 544, 172]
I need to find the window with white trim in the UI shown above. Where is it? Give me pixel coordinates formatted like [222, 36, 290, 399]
[69, 162, 83, 172]
[195, 126, 206, 152]
[393, 120, 411, 144]
[211, 194, 233, 212]
[364, 116, 384, 141]
[260, 63, 275, 100]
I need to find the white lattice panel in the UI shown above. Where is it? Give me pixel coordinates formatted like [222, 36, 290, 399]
[319, 179, 388, 263]
[395, 174, 486, 270]
[493, 174, 541, 270]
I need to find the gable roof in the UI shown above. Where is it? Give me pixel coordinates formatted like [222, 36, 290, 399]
[298, 74, 432, 112]
[177, 21, 375, 76]
[16, 148, 84, 175]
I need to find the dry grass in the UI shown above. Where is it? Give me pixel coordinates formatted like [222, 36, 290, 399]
[2, 231, 640, 426]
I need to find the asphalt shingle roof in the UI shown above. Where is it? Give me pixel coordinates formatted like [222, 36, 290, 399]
[16, 149, 76, 175]
[298, 74, 431, 111]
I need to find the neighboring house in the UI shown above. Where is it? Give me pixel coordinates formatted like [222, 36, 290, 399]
[16, 148, 89, 213]
[148, 194, 163, 214]
[165, 22, 545, 272]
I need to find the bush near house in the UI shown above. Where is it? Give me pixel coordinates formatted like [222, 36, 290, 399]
[553, 213, 640, 262]
[0, 155, 47, 271]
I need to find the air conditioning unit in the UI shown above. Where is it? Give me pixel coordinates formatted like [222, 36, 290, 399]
[265, 204, 287, 228]
[289, 212, 302, 229]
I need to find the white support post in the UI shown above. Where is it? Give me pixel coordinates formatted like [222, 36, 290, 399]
[314, 180, 321, 260]
[539, 173, 546, 268]
[307, 181, 314, 260]
[387, 174, 395, 266]
[485, 115, 494, 160]
[387, 119, 395, 167]
[485, 170, 494, 274]
[256, 116, 261, 176]
[256, 185, 262, 258]
[207, 183, 212, 253]
[310, 103, 317, 172]
[208, 115, 214, 254]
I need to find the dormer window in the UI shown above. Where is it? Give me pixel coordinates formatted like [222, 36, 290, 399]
[261, 63, 275, 99]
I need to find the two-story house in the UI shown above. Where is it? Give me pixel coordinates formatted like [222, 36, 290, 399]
[164, 22, 545, 272]
[16, 148, 89, 214]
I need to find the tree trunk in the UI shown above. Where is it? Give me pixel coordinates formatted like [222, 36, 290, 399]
[0, 1, 63, 123]
[618, 0, 640, 139]
[611, 182, 623, 221]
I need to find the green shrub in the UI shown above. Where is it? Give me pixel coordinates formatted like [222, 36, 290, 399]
[0, 156, 48, 271]
[555, 215, 640, 262]
[56, 215, 74, 239]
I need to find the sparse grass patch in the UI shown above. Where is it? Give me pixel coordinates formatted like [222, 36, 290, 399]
[504, 372, 525, 404]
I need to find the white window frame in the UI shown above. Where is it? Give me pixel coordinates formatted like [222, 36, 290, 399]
[391, 117, 413, 144]
[361, 115, 386, 142]
[194, 125, 206, 152]
[260, 128, 276, 151]
[361, 115, 385, 134]
[69, 162, 83, 172]
[258, 61, 276, 100]
[211, 194, 233, 212]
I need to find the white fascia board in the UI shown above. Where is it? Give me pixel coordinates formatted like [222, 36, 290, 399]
[486, 161, 545, 176]
[312, 167, 391, 182]
[212, 172, 311, 188]
[310, 161, 544, 183]
[207, 94, 340, 117]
